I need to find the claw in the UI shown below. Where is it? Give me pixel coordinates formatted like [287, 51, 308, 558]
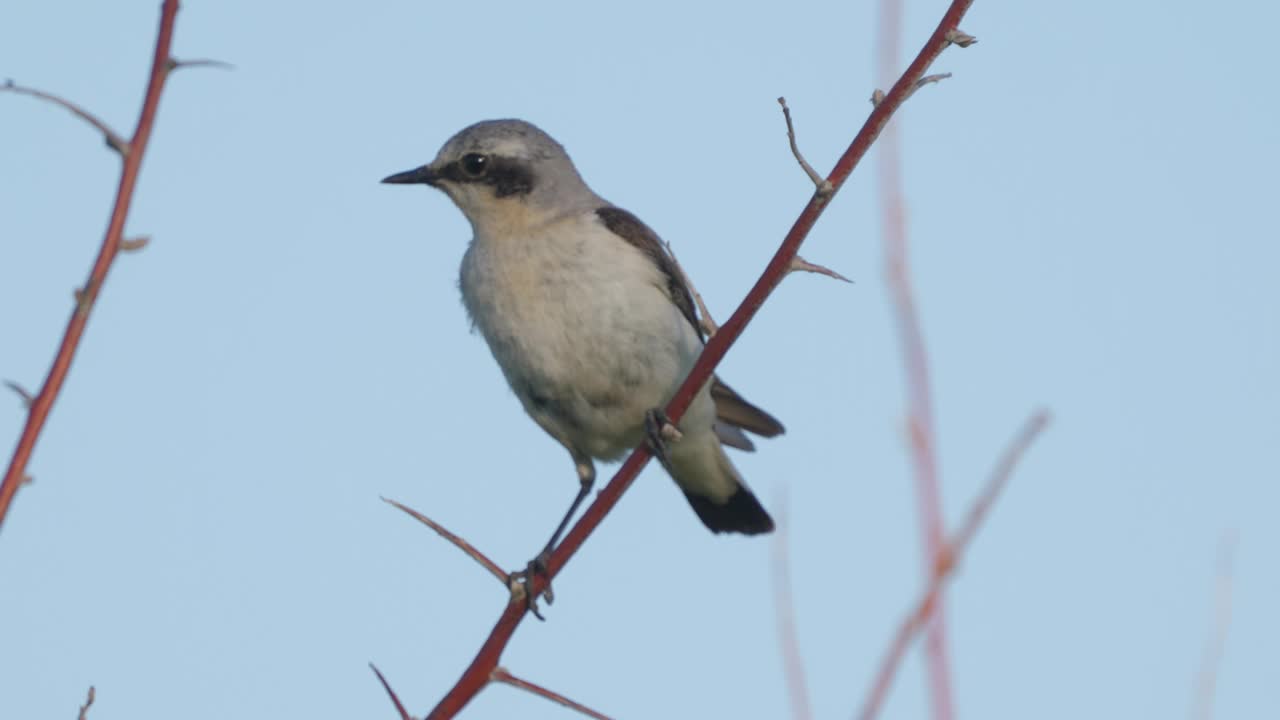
[508, 552, 553, 621]
[644, 408, 680, 473]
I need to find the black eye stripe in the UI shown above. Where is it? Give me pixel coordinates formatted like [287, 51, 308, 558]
[441, 155, 535, 198]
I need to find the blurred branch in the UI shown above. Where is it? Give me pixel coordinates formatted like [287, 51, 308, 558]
[856, 410, 1050, 720]
[771, 494, 812, 720]
[421, 1, 979, 716]
[876, 0, 976, 716]
[0, 0, 185, 533]
[1191, 532, 1237, 720]
[490, 667, 612, 720]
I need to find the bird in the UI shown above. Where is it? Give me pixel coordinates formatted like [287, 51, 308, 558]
[382, 119, 784, 558]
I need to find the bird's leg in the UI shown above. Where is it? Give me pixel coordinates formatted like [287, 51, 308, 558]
[509, 457, 595, 620]
[644, 408, 683, 473]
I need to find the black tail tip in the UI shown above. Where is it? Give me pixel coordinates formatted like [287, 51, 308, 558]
[684, 488, 775, 535]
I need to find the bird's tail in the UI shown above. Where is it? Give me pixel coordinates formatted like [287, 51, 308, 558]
[670, 435, 774, 535]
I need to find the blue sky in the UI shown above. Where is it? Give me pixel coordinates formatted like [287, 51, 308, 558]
[2, 1, 1277, 718]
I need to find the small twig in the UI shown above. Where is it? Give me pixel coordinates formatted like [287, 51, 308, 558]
[2, 80, 130, 155]
[856, 410, 1050, 720]
[491, 667, 612, 720]
[4, 381, 34, 409]
[776, 98, 833, 195]
[1191, 532, 1237, 720]
[381, 497, 506, 585]
[662, 240, 719, 337]
[789, 255, 852, 284]
[370, 663, 415, 720]
[166, 57, 236, 72]
[944, 29, 978, 47]
[771, 494, 812, 720]
[77, 686, 95, 720]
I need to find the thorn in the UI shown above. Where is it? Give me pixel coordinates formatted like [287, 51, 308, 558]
[168, 57, 236, 72]
[790, 255, 853, 283]
[945, 29, 978, 47]
[3, 380, 34, 408]
[915, 73, 953, 92]
[120, 235, 151, 252]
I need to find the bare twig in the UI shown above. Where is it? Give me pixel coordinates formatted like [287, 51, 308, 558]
[662, 239, 720, 336]
[371, 663, 415, 720]
[771, 494, 812, 720]
[382, 497, 506, 585]
[2, 81, 129, 155]
[423, 2, 979, 716]
[491, 667, 612, 720]
[1191, 532, 1237, 720]
[777, 97, 832, 195]
[77, 686, 95, 720]
[790, 255, 852, 283]
[3, 381, 34, 409]
[0, 0, 184, 532]
[856, 410, 1050, 720]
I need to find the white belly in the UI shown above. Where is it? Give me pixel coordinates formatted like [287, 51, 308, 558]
[459, 213, 705, 459]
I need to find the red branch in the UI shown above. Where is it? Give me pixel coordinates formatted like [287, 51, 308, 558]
[423, 2, 977, 716]
[856, 410, 1049, 720]
[877, 0, 960, 716]
[0, 0, 182, 531]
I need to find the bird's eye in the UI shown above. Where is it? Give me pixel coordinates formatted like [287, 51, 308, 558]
[460, 153, 489, 178]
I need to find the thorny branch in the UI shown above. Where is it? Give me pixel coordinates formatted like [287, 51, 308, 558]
[0, 0, 185, 532]
[856, 410, 1050, 720]
[411, 1, 979, 717]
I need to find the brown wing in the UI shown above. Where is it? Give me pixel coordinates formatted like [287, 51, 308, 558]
[711, 378, 785, 438]
[596, 206, 702, 339]
[595, 206, 785, 442]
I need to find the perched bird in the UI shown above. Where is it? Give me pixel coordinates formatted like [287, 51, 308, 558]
[382, 119, 783, 549]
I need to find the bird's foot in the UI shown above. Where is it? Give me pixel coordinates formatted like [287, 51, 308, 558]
[507, 549, 554, 621]
[644, 408, 682, 473]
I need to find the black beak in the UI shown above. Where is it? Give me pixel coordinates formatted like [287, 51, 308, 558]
[381, 165, 437, 185]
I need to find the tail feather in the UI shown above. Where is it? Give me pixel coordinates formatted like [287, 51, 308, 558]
[670, 434, 774, 535]
[683, 487, 775, 535]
